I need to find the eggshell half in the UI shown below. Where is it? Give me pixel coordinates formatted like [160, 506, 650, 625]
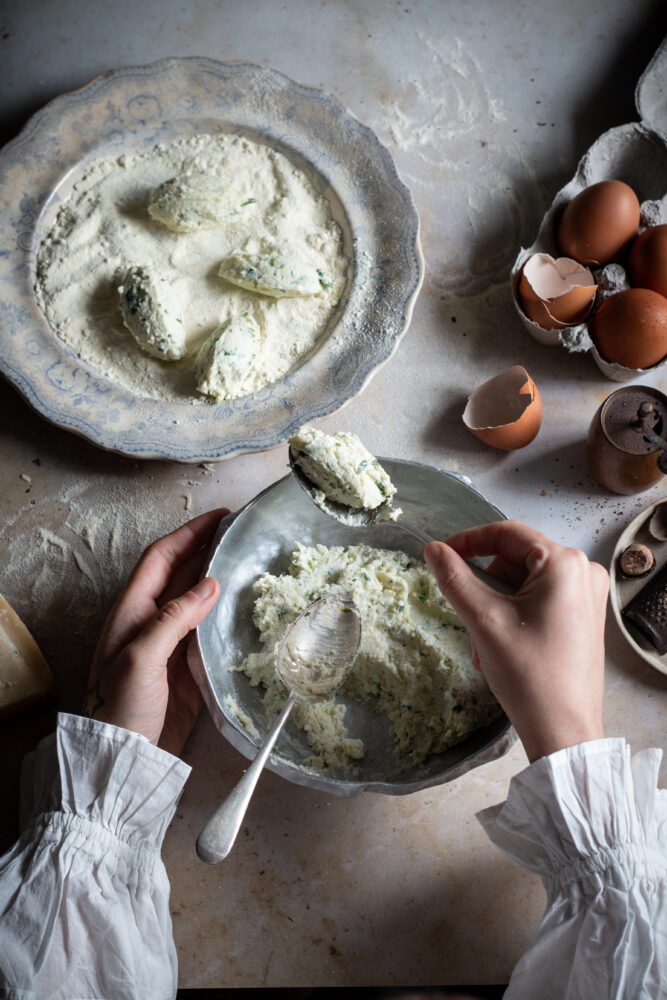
[462, 366, 542, 450]
[518, 253, 597, 329]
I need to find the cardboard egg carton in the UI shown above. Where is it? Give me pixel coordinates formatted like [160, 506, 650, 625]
[511, 37, 667, 382]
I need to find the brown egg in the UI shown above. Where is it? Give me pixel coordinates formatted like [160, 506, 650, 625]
[591, 288, 667, 369]
[462, 366, 542, 450]
[518, 253, 596, 329]
[557, 180, 640, 266]
[628, 224, 667, 298]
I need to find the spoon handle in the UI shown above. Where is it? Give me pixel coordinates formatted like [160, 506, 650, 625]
[399, 519, 515, 597]
[196, 690, 299, 864]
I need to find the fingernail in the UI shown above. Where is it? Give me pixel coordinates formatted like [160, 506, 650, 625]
[192, 577, 217, 600]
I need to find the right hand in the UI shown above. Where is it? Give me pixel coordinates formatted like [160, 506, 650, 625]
[424, 520, 609, 763]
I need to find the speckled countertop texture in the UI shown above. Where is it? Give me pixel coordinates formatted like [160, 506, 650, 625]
[1, 0, 666, 989]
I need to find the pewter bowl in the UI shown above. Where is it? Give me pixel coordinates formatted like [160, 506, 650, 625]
[189, 459, 516, 796]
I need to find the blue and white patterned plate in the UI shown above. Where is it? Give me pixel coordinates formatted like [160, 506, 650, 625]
[0, 58, 423, 461]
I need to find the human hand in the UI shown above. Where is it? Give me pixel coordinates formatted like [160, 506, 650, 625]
[424, 520, 609, 763]
[83, 508, 227, 757]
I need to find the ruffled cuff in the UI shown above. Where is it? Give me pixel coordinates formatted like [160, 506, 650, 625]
[19, 712, 191, 851]
[0, 713, 191, 1000]
[477, 738, 667, 893]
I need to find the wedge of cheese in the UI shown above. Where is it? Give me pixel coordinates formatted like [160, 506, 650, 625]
[0, 595, 56, 721]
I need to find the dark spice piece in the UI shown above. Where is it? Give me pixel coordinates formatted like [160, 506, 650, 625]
[619, 543, 656, 579]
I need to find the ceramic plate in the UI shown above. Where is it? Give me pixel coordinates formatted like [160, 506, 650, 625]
[610, 499, 667, 676]
[188, 460, 516, 797]
[0, 58, 422, 461]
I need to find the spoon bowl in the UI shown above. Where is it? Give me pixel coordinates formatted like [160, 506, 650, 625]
[277, 592, 362, 699]
[288, 446, 396, 526]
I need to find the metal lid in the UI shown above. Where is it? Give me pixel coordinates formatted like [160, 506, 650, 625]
[601, 386, 667, 469]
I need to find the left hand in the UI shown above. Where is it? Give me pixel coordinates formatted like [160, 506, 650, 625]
[83, 508, 227, 757]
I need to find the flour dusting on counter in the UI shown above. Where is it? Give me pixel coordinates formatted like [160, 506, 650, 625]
[35, 134, 348, 402]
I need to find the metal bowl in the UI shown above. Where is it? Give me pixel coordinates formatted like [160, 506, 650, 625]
[189, 459, 516, 796]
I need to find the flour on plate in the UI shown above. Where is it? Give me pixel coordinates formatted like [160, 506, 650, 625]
[35, 134, 348, 402]
[234, 542, 502, 774]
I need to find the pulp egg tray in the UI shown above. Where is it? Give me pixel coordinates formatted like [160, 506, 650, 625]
[511, 37, 667, 382]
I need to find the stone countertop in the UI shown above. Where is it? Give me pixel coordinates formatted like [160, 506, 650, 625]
[1, 0, 666, 989]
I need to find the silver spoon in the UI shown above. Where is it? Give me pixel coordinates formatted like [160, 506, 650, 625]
[288, 448, 514, 596]
[196, 593, 362, 864]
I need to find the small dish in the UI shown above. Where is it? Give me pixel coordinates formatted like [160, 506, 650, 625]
[610, 498, 667, 676]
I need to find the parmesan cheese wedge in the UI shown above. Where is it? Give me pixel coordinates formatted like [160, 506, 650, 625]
[0, 595, 56, 721]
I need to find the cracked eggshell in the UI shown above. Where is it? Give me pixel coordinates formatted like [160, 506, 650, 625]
[518, 254, 597, 329]
[463, 365, 542, 451]
[510, 37, 667, 380]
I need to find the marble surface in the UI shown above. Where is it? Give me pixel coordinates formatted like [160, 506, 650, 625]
[1, 0, 666, 989]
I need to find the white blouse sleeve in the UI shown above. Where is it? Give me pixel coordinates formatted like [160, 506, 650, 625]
[477, 738, 667, 1000]
[0, 712, 191, 1000]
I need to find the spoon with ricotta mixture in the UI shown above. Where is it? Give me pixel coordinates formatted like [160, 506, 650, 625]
[288, 425, 514, 595]
[196, 592, 362, 864]
[288, 424, 402, 526]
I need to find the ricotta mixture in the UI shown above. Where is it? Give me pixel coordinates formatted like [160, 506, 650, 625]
[117, 265, 186, 360]
[219, 251, 331, 298]
[147, 173, 238, 233]
[289, 425, 398, 512]
[234, 542, 502, 773]
[35, 134, 348, 402]
[195, 313, 261, 401]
